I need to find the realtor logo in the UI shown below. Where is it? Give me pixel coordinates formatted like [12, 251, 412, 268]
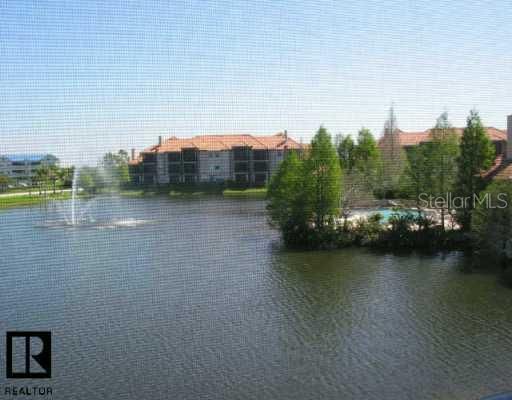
[6, 332, 51, 379]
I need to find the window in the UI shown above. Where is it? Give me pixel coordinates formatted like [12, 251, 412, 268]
[234, 162, 249, 172]
[182, 149, 197, 162]
[183, 163, 197, 174]
[143, 153, 156, 163]
[169, 163, 181, 174]
[168, 152, 181, 162]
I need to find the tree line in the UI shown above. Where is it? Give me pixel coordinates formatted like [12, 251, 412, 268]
[268, 108, 501, 252]
[0, 150, 131, 195]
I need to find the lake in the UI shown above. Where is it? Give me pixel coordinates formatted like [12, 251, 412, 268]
[1, 196, 512, 399]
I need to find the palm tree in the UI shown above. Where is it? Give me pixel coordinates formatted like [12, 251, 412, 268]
[34, 166, 49, 195]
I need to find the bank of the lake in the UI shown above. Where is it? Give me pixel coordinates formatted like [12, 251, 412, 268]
[1, 195, 512, 399]
[0, 192, 71, 209]
[119, 186, 267, 199]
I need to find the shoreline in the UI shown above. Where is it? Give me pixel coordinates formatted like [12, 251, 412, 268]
[0, 192, 71, 209]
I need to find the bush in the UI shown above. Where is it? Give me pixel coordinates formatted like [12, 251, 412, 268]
[350, 213, 383, 246]
[472, 181, 512, 262]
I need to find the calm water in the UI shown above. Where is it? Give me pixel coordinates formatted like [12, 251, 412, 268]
[1, 196, 512, 399]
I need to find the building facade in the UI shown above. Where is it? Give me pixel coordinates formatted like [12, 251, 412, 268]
[0, 154, 58, 185]
[132, 132, 303, 186]
[483, 115, 512, 180]
[378, 126, 507, 156]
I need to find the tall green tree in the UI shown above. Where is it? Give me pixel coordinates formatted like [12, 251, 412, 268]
[101, 150, 130, 188]
[402, 142, 432, 207]
[455, 110, 495, 231]
[379, 106, 406, 198]
[354, 128, 379, 166]
[472, 180, 512, 265]
[428, 112, 460, 230]
[304, 126, 342, 229]
[58, 167, 74, 188]
[34, 165, 59, 194]
[354, 128, 381, 185]
[336, 134, 356, 170]
[341, 128, 381, 208]
[0, 174, 11, 192]
[267, 151, 308, 240]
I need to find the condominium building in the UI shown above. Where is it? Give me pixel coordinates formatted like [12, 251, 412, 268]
[131, 132, 303, 185]
[378, 126, 507, 156]
[0, 154, 58, 184]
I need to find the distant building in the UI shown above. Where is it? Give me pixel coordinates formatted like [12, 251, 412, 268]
[130, 132, 303, 186]
[484, 116, 512, 180]
[378, 126, 507, 156]
[0, 154, 58, 184]
[377, 121, 512, 181]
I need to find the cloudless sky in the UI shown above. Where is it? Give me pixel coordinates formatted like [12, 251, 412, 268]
[1, 0, 511, 165]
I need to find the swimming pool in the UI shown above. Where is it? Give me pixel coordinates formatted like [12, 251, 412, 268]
[351, 208, 422, 223]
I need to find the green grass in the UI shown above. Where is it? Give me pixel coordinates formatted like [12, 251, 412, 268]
[0, 186, 71, 195]
[120, 185, 267, 199]
[169, 190, 213, 197]
[0, 193, 71, 209]
[222, 188, 267, 199]
[119, 189, 149, 197]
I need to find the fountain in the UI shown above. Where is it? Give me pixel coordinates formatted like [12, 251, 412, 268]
[40, 165, 148, 229]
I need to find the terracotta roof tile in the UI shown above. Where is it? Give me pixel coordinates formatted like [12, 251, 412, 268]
[144, 132, 303, 153]
[380, 127, 506, 148]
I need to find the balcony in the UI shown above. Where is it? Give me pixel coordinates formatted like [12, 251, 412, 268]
[182, 149, 198, 162]
[253, 161, 268, 172]
[233, 147, 250, 161]
[234, 162, 249, 173]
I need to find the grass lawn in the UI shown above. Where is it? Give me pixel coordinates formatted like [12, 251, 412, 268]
[0, 192, 71, 209]
[222, 188, 267, 199]
[119, 189, 150, 197]
[119, 186, 267, 199]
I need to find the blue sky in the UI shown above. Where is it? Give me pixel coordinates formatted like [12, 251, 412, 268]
[1, 0, 512, 165]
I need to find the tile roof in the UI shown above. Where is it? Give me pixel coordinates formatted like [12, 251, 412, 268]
[143, 132, 303, 153]
[380, 127, 506, 147]
[491, 161, 512, 180]
[482, 154, 506, 179]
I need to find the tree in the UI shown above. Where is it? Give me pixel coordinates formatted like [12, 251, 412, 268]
[267, 151, 309, 242]
[379, 106, 406, 198]
[78, 167, 97, 194]
[34, 166, 54, 195]
[472, 180, 512, 266]
[341, 128, 381, 209]
[455, 110, 495, 231]
[304, 126, 342, 229]
[428, 112, 459, 230]
[268, 126, 343, 247]
[101, 150, 130, 188]
[402, 142, 432, 207]
[354, 128, 379, 166]
[0, 174, 11, 192]
[336, 134, 356, 170]
[353, 128, 381, 185]
[58, 167, 74, 188]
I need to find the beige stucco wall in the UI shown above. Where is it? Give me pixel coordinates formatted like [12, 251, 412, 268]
[198, 150, 231, 182]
